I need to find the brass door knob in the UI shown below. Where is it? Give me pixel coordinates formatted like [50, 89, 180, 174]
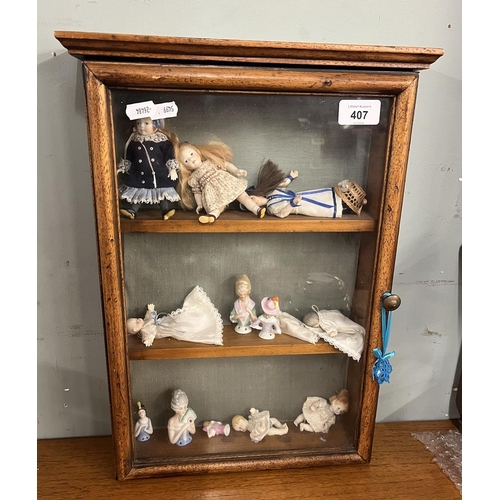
[382, 294, 401, 311]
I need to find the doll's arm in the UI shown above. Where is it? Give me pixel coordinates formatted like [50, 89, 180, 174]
[225, 161, 247, 178]
[194, 193, 204, 214]
[166, 159, 179, 180]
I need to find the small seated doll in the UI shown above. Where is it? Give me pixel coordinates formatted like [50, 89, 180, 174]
[203, 420, 231, 438]
[293, 389, 349, 433]
[167, 389, 197, 446]
[246, 161, 367, 218]
[252, 296, 282, 340]
[134, 402, 153, 442]
[177, 141, 266, 224]
[232, 408, 289, 443]
[126, 286, 224, 347]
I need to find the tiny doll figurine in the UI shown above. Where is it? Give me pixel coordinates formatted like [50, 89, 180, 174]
[232, 408, 289, 443]
[252, 296, 282, 340]
[246, 161, 367, 218]
[293, 389, 349, 433]
[177, 141, 266, 223]
[126, 286, 224, 347]
[134, 402, 153, 442]
[167, 389, 197, 446]
[117, 116, 181, 220]
[203, 420, 231, 438]
[303, 306, 366, 361]
[229, 274, 258, 334]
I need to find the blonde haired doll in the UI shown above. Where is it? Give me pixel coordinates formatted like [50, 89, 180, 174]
[177, 141, 266, 224]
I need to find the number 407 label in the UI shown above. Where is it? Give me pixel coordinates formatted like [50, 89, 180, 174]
[338, 100, 381, 125]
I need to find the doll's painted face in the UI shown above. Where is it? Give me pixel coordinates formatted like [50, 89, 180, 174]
[179, 145, 203, 171]
[138, 408, 146, 418]
[135, 117, 155, 136]
[127, 318, 144, 334]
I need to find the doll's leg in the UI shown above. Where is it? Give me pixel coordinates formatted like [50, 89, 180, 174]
[199, 207, 223, 224]
[237, 193, 266, 218]
[293, 413, 305, 427]
[298, 423, 314, 432]
[120, 202, 141, 219]
[268, 420, 288, 436]
[159, 199, 176, 220]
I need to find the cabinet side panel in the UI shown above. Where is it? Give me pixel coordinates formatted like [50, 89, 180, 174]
[83, 66, 132, 480]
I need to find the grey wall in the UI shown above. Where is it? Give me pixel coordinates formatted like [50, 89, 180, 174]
[37, 0, 462, 439]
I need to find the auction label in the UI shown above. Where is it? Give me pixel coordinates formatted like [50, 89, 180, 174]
[338, 100, 381, 125]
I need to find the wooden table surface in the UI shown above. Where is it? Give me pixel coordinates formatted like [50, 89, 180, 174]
[38, 420, 462, 500]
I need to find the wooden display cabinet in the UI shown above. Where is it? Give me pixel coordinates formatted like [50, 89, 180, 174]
[55, 31, 443, 480]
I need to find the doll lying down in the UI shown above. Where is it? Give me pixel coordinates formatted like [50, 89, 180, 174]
[127, 286, 224, 347]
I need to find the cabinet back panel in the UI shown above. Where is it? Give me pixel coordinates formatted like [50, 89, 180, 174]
[130, 354, 348, 424]
[123, 232, 361, 321]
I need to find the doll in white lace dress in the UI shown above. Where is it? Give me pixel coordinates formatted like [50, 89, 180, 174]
[177, 141, 266, 224]
[127, 286, 224, 347]
[232, 408, 288, 443]
[294, 389, 349, 433]
[117, 117, 180, 220]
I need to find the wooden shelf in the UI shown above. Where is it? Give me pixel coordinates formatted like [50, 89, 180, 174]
[128, 325, 341, 360]
[120, 209, 377, 234]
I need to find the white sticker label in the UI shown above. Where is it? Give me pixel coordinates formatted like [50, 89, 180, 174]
[338, 100, 381, 125]
[126, 101, 178, 120]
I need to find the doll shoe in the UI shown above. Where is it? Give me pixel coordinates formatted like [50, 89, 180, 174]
[162, 209, 176, 220]
[199, 214, 217, 224]
[256, 207, 266, 218]
[120, 209, 136, 220]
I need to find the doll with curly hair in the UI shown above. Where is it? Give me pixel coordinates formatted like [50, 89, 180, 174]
[177, 141, 266, 224]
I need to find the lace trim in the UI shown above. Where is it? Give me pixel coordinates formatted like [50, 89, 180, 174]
[130, 131, 169, 143]
[166, 159, 179, 171]
[169, 286, 224, 345]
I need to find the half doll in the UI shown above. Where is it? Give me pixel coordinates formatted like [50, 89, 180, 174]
[168, 389, 197, 446]
[252, 296, 282, 340]
[293, 389, 349, 433]
[134, 401, 154, 442]
[126, 286, 224, 347]
[246, 161, 367, 218]
[177, 141, 266, 223]
[229, 274, 258, 334]
[117, 116, 180, 220]
[232, 408, 288, 443]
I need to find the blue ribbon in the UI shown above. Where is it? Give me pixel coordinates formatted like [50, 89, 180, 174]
[372, 292, 396, 385]
[267, 188, 338, 215]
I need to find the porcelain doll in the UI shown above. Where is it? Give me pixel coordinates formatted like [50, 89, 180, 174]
[167, 389, 197, 446]
[134, 402, 153, 442]
[117, 116, 180, 220]
[302, 306, 365, 361]
[232, 408, 288, 443]
[252, 296, 282, 340]
[177, 141, 266, 224]
[203, 420, 231, 438]
[293, 389, 349, 433]
[126, 286, 224, 347]
[229, 274, 258, 334]
[245, 161, 367, 218]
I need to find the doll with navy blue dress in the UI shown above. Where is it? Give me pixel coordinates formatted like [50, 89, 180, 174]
[117, 116, 181, 220]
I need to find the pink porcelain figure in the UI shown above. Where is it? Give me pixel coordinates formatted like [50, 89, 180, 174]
[203, 420, 231, 438]
[252, 296, 282, 340]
